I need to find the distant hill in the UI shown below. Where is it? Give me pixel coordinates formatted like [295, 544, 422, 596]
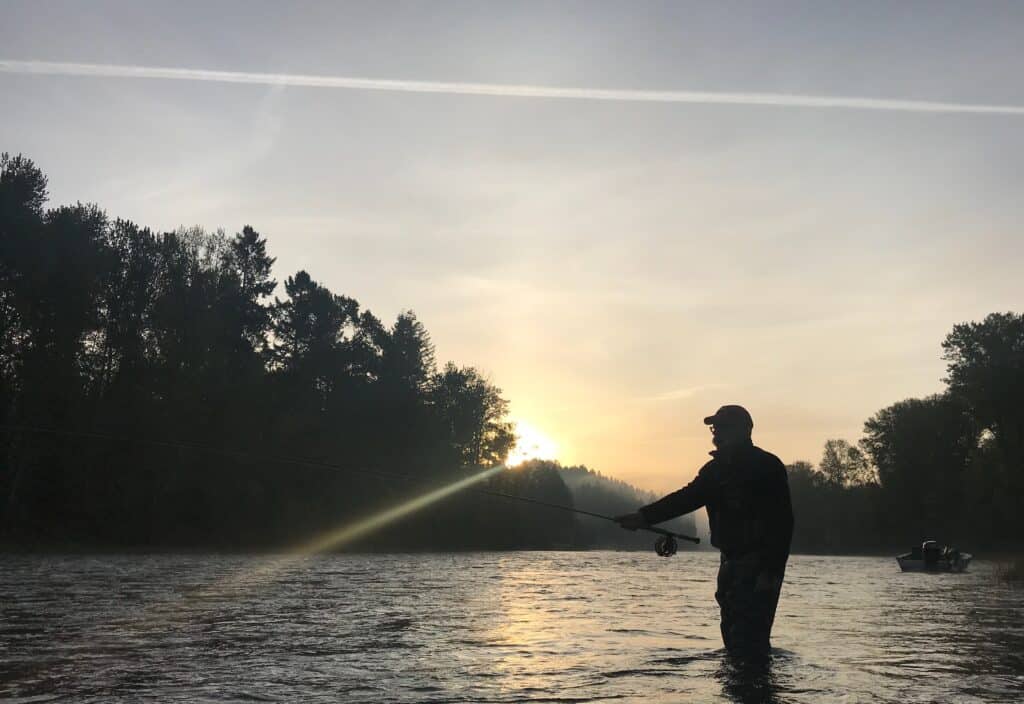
[515, 460, 697, 550]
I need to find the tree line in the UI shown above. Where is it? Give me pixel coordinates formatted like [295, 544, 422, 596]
[0, 153, 691, 552]
[0, 152, 600, 550]
[787, 312, 1024, 554]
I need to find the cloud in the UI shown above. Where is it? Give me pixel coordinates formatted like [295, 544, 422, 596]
[3, 60, 1024, 115]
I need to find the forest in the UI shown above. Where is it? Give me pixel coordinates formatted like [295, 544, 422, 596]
[1, 152, 1021, 555]
[785, 311, 1023, 553]
[0, 152, 690, 551]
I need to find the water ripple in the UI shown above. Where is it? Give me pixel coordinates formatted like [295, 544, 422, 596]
[1, 553, 1022, 703]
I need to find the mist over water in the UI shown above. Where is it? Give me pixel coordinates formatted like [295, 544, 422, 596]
[2, 552, 1022, 703]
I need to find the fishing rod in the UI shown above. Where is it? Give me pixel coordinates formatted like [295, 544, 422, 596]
[0, 423, 699, 556]
[470, 487, 697, 555]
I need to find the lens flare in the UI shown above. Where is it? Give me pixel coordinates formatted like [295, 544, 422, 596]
[201, 464, 508, 598]
[296, 464, 506, 554]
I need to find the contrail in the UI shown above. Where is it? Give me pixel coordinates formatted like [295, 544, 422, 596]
[3, 59, 1024, 115]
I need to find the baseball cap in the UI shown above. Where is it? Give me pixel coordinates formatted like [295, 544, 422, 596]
[703, 405, 754, 430]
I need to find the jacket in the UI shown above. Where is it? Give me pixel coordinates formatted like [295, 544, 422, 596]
[639, 441, 793, 570]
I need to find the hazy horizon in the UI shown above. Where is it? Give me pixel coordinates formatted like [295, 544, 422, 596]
[3, 0, 1022, 493]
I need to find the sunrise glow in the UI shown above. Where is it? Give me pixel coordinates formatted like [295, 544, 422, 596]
[507, 418, 560, 466]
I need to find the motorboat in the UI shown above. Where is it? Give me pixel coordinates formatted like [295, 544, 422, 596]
[897, 540, 972, 573]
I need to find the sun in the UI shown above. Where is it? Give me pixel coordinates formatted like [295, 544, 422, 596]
[506, 418, 560, 466]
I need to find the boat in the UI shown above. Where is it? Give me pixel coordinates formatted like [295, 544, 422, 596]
[897, 540, 972, 573]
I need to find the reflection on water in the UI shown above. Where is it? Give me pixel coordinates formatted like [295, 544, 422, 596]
[1, 552, 1022, 703]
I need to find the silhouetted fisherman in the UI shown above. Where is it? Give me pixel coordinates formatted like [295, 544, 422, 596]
[617, 405, 793, 658]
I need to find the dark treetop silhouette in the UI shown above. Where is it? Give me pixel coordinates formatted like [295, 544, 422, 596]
[618, 405, 793, 657]
[0, 152, 693, 551]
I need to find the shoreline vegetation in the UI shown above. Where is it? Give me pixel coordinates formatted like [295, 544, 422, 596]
[0, 153, 692, 552]
[1, 153, 1022, 555]
[0, 540, 957, 558]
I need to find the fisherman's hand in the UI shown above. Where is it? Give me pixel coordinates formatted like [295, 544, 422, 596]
[615, 512, 648, 531]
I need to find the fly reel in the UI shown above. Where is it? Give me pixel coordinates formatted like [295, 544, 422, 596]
[654, 534, 678, 557]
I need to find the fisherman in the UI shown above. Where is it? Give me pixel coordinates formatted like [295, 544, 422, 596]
[616, 405, 793, 658]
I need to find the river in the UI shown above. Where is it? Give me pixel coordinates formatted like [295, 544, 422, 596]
[1, 552, 1022, 703]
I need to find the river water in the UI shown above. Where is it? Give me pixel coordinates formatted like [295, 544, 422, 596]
[1, 552, 1022, 703]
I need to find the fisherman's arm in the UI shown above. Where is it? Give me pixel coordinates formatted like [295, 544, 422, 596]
[617, 464, 712, 530]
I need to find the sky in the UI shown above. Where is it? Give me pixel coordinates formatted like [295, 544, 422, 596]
[2, 1, 1022, 493]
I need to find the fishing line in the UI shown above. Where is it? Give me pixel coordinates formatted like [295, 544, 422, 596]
[0, 423, 699, 552]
